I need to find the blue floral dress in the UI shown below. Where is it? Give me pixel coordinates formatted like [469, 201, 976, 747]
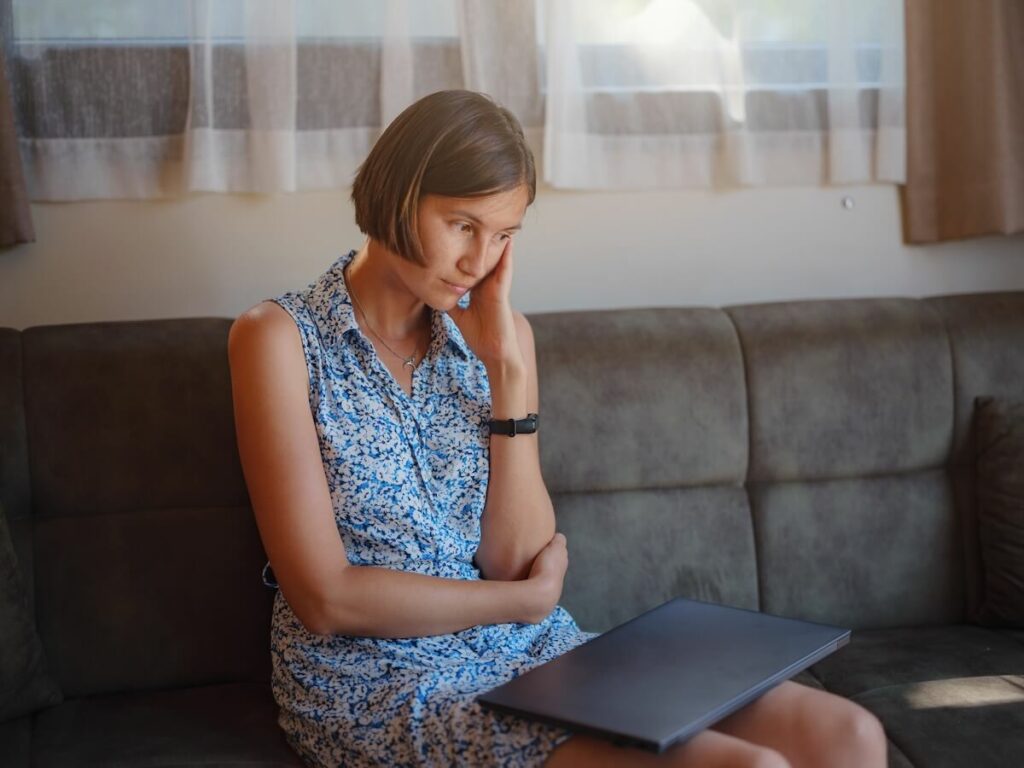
[262, 249, 600, 767]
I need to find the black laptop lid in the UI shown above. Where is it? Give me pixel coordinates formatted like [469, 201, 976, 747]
[478, 597, 851, 753]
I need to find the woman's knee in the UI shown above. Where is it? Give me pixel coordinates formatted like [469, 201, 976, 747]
[668, 729, 793, 768]
[546, 730, 793, 768]
[811, 698, 886, 764]
[845, 704, 887, 755]
[748, 746, 791, 768]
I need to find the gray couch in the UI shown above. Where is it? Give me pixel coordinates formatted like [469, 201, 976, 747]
[2, 290, 1023, 767]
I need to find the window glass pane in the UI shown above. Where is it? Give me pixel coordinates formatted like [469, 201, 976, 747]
[13, 1, 191, 41]
[12, 0, 457, 42]
[561, 0, 897, 91]
[572, 1, 891, 46]
[298, 0, 456, 39]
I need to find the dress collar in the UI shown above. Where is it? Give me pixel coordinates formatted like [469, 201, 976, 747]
[316, 249, 472, 361]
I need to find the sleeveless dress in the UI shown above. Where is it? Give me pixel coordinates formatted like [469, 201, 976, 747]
[262, 249, 601, 768]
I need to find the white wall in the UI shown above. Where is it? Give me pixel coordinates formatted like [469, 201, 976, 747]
[1, 182, 1022, 330]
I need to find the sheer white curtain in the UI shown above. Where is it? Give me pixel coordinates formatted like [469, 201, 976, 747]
[542, 0, 905, 188]
[185, 0, 299, 192]
[13, 0, 480, 198]
[9, 0, 903, 199]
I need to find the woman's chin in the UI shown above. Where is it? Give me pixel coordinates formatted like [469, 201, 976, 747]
[429, 292, 464, 313]
[421, 296, 454, 314]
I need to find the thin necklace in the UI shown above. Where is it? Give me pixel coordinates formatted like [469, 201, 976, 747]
[344, 263, 425, 370]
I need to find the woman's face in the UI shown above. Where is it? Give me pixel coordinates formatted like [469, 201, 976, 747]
[396, 184, 529, 310]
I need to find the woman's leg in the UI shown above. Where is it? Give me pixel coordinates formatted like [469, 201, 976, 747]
[709, 680, 888, 768]
[545, 728, 792, 768]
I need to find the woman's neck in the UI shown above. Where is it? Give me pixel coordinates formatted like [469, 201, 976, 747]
[345, 241, 431, 341]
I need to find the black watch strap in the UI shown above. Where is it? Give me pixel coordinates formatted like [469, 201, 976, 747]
[488, 412, 539, 436]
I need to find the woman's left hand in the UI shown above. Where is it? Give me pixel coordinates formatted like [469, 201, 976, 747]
[446, 238, 525, 373]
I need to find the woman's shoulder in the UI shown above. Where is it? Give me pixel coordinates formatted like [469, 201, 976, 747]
[227, 304, 314, 426]
[229, 300, 307, 368]
[232, 300, 297, 339]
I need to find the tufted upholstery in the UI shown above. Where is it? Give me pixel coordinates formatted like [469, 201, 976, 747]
[2, 291, 1023, 766]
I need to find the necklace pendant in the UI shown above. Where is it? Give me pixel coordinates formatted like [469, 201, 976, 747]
[403, 356, 415, 370]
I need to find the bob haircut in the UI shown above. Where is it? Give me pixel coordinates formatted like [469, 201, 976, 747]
[352, 89, 536, 266]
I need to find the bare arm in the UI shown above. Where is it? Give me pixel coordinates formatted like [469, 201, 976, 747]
[318, 566, 538, 638]
[228, 301, 550, 638]
[474, 311, 557, 582]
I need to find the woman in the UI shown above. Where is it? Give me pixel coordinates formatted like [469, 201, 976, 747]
[228, 89, 887, 767]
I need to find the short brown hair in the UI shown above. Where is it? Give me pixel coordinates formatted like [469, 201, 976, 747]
[352, 90, 536, 265]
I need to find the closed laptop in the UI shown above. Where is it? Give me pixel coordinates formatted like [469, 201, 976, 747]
[478, 597, 851, 754]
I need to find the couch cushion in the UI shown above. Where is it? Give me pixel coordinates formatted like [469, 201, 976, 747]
[752, 470, 963, 629]
[0, 330, 35, 612]
[925, 293, 1024, 621]
[809, 625, 1024, 699]
[725, 298, 953, 483]
[973, 396, 1024, 627]
[21, 319, 249, 515]
[555, 486, 758, 633]
[0, 329, 30, 528]
[924, 294, 1024, 467]
[532, 308, 748, 494]
[0, 502, 62, 722]
[810, 625, 1024, 767]
[33, 505, 272, 697]
[854, 676, 1024, 768]
[31, 682, 304, 767]
[0, 716, 30, 768]
[1000, 629, 1024, 649]
[887, 739, 914, 768]
[19, 320, 274, 697]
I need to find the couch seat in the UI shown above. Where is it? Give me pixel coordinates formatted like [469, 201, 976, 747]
[9, 630, 1023, 766]
[810, 625, 1024, 767]
[29, 682, 303, 767]
[0, 716, 31, 768]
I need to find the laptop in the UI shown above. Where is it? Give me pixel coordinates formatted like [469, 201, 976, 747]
[477, 596, 851, 754]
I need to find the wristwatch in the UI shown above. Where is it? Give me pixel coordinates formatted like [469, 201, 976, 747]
[488, 412, 539, 436]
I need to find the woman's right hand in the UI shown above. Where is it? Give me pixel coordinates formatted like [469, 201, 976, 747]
[520, 532, 568, 624]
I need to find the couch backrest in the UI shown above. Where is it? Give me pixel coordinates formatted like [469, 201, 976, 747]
[1, 329, 34, 618]
[3, 292, 1023, 695]
[924, 294, 1024, 625]
[725, 298, 958, 630]
[533, 308, 759, 632]
[540, 292, 1024, 634]
[2, 319, 271, 699]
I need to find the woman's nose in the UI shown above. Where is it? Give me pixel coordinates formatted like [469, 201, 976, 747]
[459, 240, 488, 278]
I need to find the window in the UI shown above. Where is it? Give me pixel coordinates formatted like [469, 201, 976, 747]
[7, 1, 903, 198]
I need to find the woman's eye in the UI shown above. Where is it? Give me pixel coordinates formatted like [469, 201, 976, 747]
[456, 223, 472, 233]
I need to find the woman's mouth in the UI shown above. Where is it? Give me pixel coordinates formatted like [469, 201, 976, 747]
[442, 280, 469, 296]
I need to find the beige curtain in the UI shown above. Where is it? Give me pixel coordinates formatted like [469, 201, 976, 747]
[901, 0, 1024, 243]
[0, 33, 33, 246]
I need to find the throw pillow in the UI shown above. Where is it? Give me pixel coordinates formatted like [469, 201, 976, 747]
[0, 501, 63, 721]
[973, 396, 1024, 628]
